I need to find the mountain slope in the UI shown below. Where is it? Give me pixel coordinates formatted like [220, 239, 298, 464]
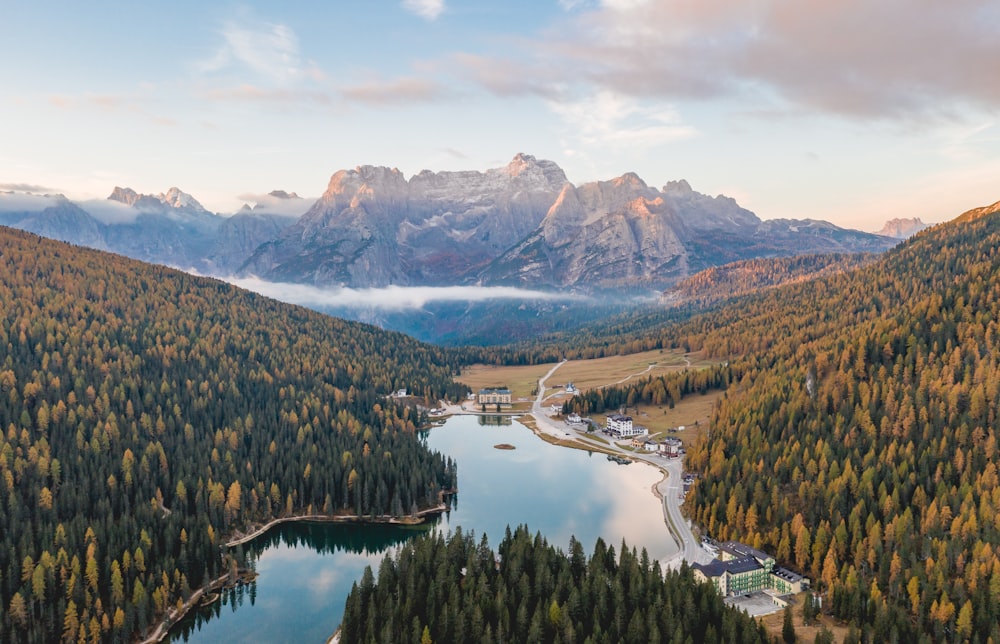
[661, 201, 1000, 640]
[482, 176, 895, 290]
[0, 226, 464, 641]
[239, 154, 569, 286]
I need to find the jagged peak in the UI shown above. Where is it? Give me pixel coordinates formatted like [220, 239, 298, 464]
[108, 186, 140, 206]
[157, 187, 205, 211]
[506, 153, 538, 174]
[663, 179, 693, 195]
[612, 172, 647, 189]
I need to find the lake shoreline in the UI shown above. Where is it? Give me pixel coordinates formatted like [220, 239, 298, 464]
[147, 500, 451, 643]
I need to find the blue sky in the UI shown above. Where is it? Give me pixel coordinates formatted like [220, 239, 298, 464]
[3, 0, 1000, 230]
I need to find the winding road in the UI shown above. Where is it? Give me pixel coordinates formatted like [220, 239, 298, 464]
[529, 360, 712, 569]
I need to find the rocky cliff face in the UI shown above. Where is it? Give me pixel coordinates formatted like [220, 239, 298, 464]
[877, 217, 928, 238]
[1, 155, 899, 291]
[479, 169, 896, 289]
[240, 153, 569, 286]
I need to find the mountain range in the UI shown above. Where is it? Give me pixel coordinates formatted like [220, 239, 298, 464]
[0, 154, 897, 291]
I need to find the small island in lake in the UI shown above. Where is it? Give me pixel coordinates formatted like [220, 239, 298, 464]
[494, 443, 516, 450]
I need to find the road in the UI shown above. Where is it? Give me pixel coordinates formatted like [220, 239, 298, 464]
[529, 360, 712, 569]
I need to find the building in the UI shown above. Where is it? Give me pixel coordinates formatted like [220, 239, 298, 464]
[719, 541, 774, 570]
[694, 540, 809, 597]
[477, 387, 512, 407]
[660, 436, 682, 457]
[566, 413, 582, 424]
[692, 556, 770, 596]
[565, 382, 578, 394]
[770, 567, 808, 594]
[606, 414, 648, 437]
[606, 414, 632, 434]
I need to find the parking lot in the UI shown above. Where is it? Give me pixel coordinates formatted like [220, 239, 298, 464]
[724, 591, 785, 617]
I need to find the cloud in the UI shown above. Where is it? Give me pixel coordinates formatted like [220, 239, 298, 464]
[548, 90, 697, 148]
[201, 84, 332, 105]
[0, 182, 59, 193]
[339, 76, 446, 106]
[76, 199, 143, 225]
[402, 0, 444, 20]
[200, 17, 319, 85]
[234, 192, 313, 217]
[224, 278, 588, 311]
[0, 193, 60, 213]
[453, 53, 565, 99]
[453, 1, 1000, 121]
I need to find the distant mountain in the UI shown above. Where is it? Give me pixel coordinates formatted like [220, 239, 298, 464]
[240, 153, 568, 286]
[241, 154, 895, 291]
[877, 216, 929, 238]
[481, 171, 896, 290]
[0, 196, 107, 249]
[0, 155, 896, 291]
[0, 187, 300, 274]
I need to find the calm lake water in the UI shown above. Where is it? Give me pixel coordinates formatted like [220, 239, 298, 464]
[169, 414, 670, 643]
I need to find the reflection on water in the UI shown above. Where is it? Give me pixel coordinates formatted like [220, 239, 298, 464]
[169, 523, 434, 643]
[478, 414, 513, 426]
[170, 415, 669, 642]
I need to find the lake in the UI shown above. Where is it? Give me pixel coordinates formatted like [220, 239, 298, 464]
[169, 414, 671, 642]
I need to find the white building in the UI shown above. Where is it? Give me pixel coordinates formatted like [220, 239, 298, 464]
[607, 414, 648, 437]
[606, 414, 632, 434]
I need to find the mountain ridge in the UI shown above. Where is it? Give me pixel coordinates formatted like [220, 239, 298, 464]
[0, 154, 896, 291]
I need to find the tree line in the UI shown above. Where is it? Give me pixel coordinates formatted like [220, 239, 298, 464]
[340, 525, 771, 643]
[0, 228, 465, 642]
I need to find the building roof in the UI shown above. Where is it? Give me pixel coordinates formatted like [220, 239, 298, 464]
[771, 566, 804, 582]
[726, 556, 764, 575]
[607, 414, 632, 422]
[478, 387, 511, 394]
[692, 560, 729, 579]
[694, 556, 763, 578]
[720, 540, 773, 564]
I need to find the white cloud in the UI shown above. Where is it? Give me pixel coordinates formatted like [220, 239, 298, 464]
[402, 0, 444, 21]
[548, 91, 697, 149]
[0, 193, 59, 213]
[339, 76, 446, 105]
[233, 192, 313, 217]
[200, 18, 314, 84]
[453, 1, 1000, 122]
[77, 199, 143, 225]
[224, 278, 588, 311]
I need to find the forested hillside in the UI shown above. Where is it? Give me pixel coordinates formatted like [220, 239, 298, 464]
[0, 227, 464, 642]
[340, 525, 770, 643]
[661, 252, 879, 309]
[668, 201, 1000, 641]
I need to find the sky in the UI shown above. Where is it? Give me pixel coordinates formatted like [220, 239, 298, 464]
[3, 0, 1000, 231]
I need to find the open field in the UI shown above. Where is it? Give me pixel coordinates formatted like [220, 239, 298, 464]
[759, 594, 850, 643]
[456, 348, 716, 403]
[455, 363, 552, 401]
[553, 348, 708, 391]
[589, 389, 723, 446]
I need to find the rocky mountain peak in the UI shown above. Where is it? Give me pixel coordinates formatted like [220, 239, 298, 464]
[498, 153, 569, 189]
[267, 190, 300, 199]
[663, 179, 693, 195]
[613, 172, 648, 189]
[877, 217, 928, 238]
[108, 186, 140, 206]
[324, 166, 407, 198]
[157, 187, 206, 212]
